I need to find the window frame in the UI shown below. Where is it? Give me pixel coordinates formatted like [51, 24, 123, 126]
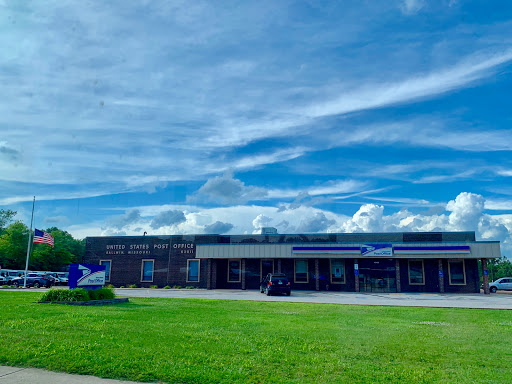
[329, 259, 346, 284]
[140, 259, 155, 282]
[407, 259, 425, 286]
[448, 259, 466, 286]
[260, 259, 274, 280]
[294, 259, 309, 283]
[186, 259, 200, 283]
[99, 259, 112, 282]
[227, 259, 241, 283]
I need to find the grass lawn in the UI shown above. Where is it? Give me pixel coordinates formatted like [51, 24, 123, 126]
[1, 292, 511, 383]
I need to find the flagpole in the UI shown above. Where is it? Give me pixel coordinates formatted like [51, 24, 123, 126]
[24, 196, 35, 288]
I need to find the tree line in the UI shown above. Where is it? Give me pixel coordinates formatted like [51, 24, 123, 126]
[0, 209, 84, 272]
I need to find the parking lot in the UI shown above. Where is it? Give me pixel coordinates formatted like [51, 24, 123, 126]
[3, 287, 512, 309]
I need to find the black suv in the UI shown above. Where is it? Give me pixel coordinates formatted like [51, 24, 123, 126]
[11, 273, 55, 288]
[260, 273, 291, 296]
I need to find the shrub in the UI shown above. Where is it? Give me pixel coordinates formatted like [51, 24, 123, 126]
[150, 285, 158, 289]
[120, 286, 125, 288]
[2, 285, 8, 288]
[185, 286, 195, 289]
[106, 284, 115, 289]
[40, 288, 90, 303]
[88, 287, 115, 300]
[172, 285, 181, 289]
[129, 284, 137, 288]
[163, 285, 170, 289]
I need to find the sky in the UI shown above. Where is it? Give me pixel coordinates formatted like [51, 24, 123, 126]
[1, 0, 512, 255]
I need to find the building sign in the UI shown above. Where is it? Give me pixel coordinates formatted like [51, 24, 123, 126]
[394, 246, 470, 254]
[69, 264, 106, 290]
[105, 242, 170, 256]
[292, 246, 360, 254]
[173, 243, 195, 254]
[361, 244, 393, 257]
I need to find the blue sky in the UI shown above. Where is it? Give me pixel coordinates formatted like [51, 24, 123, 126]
[1, 0, 512, 254]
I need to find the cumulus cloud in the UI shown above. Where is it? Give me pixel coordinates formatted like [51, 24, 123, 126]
[446, 192, 485, 231]
[105, 209, 141, 230]
[296, 212, 336, 233]
[204, 221, 234, 234]
[188, 172, 267, 204]
[150, 210, 186, 229]
[252, 214, 273, 232]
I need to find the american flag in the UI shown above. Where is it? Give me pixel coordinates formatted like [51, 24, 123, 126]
[33, 229, 54, 247]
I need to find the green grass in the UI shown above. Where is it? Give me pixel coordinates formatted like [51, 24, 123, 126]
[1, 292, 511, 383]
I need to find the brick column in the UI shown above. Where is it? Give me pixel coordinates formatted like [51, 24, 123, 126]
[277, 259, 282, 273]
[438, 259, 444, 293]
[315, 259, 320, 291]
[482, 258, 490, 294]
[241, 259, 246, 290]
[395, 259, 401, 293]
[354, 258, 360, 292]
[207, 259, 212, 290]
[212, 260, 217, 289]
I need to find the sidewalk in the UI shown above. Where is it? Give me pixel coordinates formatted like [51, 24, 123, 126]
[0, 366, 159, 384]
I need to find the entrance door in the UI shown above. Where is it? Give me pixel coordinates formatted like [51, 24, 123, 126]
[358, 258, 397, 293]
[261, 260, 274, 280]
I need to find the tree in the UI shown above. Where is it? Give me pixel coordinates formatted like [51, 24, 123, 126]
[0, 221, 29, 269]
[487, 257, 512, 281]
[0, 209, 16, 234]
[31, 227, 84, 271]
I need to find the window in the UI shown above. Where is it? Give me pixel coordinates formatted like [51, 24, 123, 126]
[294, 259, 308, 283]
[141, 259, 154, 282]
[448, 260, 466, 285]
[100, 260, 112, 282]
[408, 259, 424, 285]
[228, 259, 241, 282]
[330, 259, 345, 284]
[187, 259, 200, 282]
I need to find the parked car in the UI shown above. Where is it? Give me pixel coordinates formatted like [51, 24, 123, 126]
[489, 277, 512, 293]
[11, 273, 56, 288]
[0, 269, 24, 284]
[260, 273, 291, 296]
[56, 272, 69, 285]
[0, 275, 6, 285]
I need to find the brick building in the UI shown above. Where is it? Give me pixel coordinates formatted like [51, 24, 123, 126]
[84, 231, 500, 293]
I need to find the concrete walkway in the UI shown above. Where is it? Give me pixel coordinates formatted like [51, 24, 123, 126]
[0, 366, 159, 384]
[114, 288, 512, 310]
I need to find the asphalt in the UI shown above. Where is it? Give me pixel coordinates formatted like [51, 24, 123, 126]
[0, 366, 159, 384]
[112, 288, 512, 310]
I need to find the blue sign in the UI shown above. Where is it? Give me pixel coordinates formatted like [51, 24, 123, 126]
[439, 270, 444, 277]
[361, 244, 393, 257]
[484, 270, 489, 275]
[355, 270, 359, 275]
[69, 264, 106, 290]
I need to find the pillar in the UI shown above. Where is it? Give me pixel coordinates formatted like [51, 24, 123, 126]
[241, 259, 246, 290]
[395, 259, 401, 293]
[211, 260, 217, 289]
[207, 259, 212, 290]
[277, 259, 282, 273]
[315, 259, 320, 291]
[438, 259, 444, 293]
[354, 258, 360, 292]
[482, 258, 490, 294]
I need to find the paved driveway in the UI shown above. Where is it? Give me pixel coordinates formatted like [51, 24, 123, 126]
[114, 288, 512, 310]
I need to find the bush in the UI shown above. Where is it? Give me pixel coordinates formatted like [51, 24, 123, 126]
[163, 285, 170, 289]
[150, 285, 158, 289]
[106, 284, 115, 289]
[88, 287, 115, 300]
[172, 285, 181, 289]
[40, 288, 90, 303]
[120, 286, 125, 288]
[129, 284, 137, 288]
[185, 286, 195, 289]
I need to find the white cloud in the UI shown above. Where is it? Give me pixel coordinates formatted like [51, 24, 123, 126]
[188, 172, 268, 204]
[401, 0, 425, 15]
[446, 192, 485, 232]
